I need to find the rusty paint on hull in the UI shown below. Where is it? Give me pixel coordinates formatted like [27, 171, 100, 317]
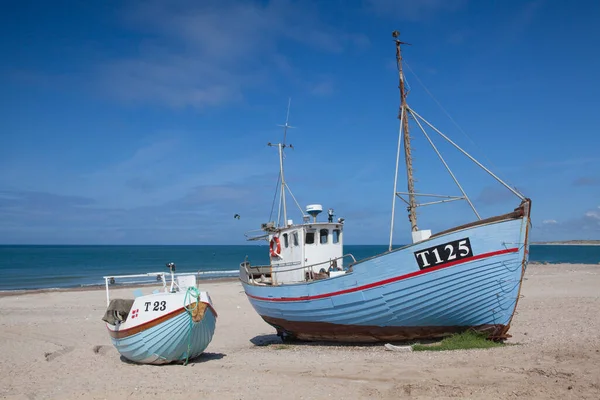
[262, 315, 510, 343]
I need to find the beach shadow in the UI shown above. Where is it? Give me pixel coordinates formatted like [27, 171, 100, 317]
[250, 334, 282, 346]
[119, 355, 142, 365]
[118, 351, 226, 366]
[249, 333, 415, 348]
[187, 352, 227, 364]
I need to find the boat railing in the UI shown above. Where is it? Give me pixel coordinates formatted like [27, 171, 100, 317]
[271, 260, 302, 268]
[302, 254, 356, 282]
[103, 271, 205, 306]
[304, 253, 356, 271]
[241, 253, 357, 285]
[244, 229, 270, 241]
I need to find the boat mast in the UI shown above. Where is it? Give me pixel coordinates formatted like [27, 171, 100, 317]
[270, 98, 293, 227]
[393, 31, 418, 232]
[278, 142, 287, 226]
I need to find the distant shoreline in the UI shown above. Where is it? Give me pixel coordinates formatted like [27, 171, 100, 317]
[532, 241, 600, 246]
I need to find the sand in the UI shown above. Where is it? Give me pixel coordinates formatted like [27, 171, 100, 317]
[1, 263, 599, 400]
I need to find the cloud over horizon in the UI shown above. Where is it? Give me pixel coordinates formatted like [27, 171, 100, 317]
[535, 206, 600, 241]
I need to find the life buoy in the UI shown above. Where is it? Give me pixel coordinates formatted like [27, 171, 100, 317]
[270, 236, 281, 257]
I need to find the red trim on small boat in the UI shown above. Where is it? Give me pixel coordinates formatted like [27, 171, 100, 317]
[106, 303, 218, 339]
[245, 247, 519, 302]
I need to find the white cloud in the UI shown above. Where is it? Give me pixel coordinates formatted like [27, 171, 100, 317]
[98, 0, 368, 109]
[542, 219, 557, 224]
[101, 56, 243, 108]
[585, 210, 599, 220]
[55, 136, 276, 209]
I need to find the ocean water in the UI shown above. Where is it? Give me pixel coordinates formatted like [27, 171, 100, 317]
[0, 244, 598, 291]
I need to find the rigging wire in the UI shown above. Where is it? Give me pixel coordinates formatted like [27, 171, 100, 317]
[268, 170, 281, 223]
[403, 60, 519, 192]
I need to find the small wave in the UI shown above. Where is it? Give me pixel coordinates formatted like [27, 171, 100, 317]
[197, 270, 238, 275]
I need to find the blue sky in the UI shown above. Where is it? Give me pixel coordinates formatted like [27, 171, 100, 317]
[1, 0, 599, 245]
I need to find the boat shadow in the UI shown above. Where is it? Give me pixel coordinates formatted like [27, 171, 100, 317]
[249, 333, 432, 348]
[186, 352, 227, 364]
[119, 352, 226, 366]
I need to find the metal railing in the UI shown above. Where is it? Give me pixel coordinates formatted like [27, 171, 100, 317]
[241, 253, 357, 285]
[103, 271, 204, 306]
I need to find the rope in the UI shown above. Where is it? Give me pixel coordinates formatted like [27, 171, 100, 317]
[285, 183, 306, 216]
[183, 286, 200, 366]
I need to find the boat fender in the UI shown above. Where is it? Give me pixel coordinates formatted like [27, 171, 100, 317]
[270, 237, 281, 258]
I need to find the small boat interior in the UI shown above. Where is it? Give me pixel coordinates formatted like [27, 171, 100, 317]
[102, 262, 200, 325]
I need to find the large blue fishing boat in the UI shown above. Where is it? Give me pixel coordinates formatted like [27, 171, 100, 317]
[239, 31, 531, 343]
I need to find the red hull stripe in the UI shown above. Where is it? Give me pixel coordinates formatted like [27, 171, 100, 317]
[246, 247, 519, 302]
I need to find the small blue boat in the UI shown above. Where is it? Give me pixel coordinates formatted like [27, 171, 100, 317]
[239, 31, 532, 343]
[102, 263, 217, 364]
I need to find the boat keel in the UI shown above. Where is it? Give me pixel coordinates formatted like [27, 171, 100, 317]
[262, 316, 511, 343]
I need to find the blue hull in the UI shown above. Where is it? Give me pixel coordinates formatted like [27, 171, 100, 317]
[242, 212, 531, 342]
[109, 307, 217, 364]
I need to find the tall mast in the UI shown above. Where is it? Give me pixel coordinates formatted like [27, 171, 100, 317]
[278, 143, 287, 226]
[393, 30, 418, 232]
[269, 98, 293, 227]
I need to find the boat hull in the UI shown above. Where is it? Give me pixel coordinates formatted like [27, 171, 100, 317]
[242, 210, 530, 343]
[105, 291, 217, 364]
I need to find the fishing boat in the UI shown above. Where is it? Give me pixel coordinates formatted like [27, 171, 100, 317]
[239, 31, 532, 343]
[102, 262, 217, 364]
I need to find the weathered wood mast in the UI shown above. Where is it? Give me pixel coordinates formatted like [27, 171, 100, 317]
[393, 30, 418, 232]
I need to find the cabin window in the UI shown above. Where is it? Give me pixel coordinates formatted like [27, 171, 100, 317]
[333, 229, 340, 244]
[305, 231, 315, 245]
[292, 231, 299, 246]
[319, 229, 329, 244]
[283, 233, 289, 248]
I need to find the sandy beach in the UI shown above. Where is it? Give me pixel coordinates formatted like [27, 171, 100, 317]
[1, 263, 599, 400]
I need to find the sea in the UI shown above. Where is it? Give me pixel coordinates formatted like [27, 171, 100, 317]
[0, 244, 598, 291]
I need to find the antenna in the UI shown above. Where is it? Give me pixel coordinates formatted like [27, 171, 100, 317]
[277, 97, 295, 146]
[268, 97, 299, 227]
